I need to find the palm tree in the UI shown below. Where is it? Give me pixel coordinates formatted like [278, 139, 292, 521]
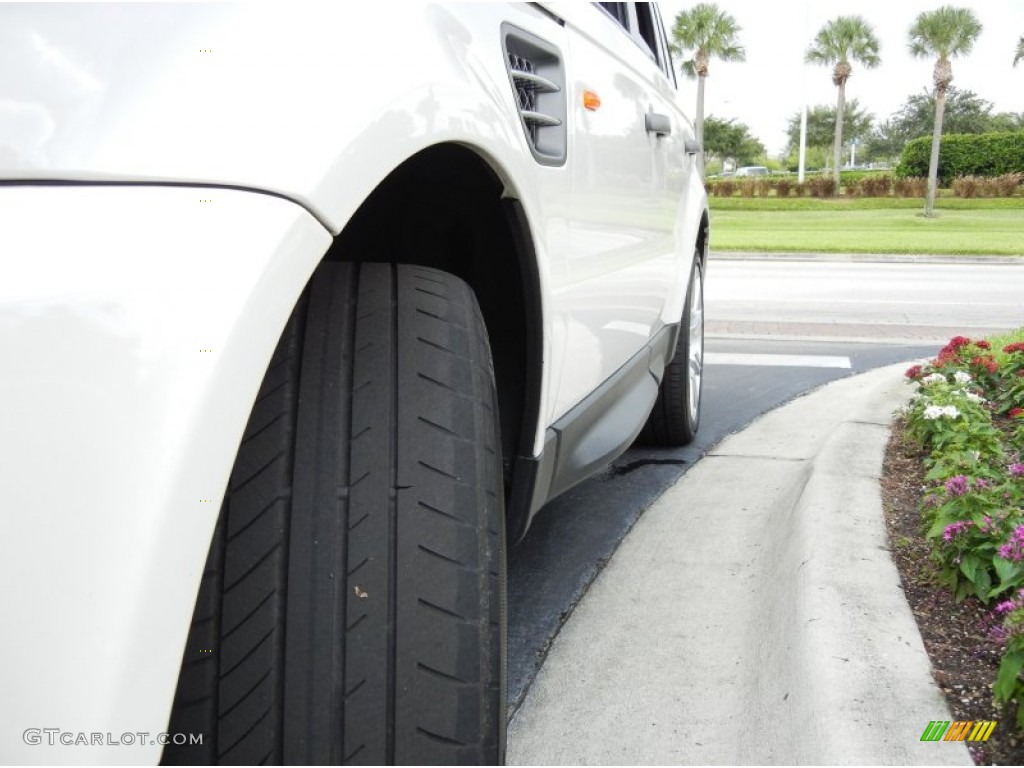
[1015, 35, 1023, 67]
[908, 6, 983, 217]
[671, 3, 745, 173]
[805, 16, 881, 194]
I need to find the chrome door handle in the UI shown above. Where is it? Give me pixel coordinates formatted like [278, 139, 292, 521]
[645, 112, 672, 136]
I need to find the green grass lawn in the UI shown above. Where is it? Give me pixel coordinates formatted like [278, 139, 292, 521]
[710, 207, 1024, 255]
[709, 196, 1024, 212]
[989, 327, 1024, 365]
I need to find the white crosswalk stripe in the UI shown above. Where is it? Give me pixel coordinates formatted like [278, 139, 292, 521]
[705, 353, 852, 369]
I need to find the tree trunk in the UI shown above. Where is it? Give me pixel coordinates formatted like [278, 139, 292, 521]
[832, 81, 845, 196]
[696, 74, 706, 177]
[925, 90, 947, 217]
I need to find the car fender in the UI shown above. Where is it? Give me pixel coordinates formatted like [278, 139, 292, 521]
[1, 1, 568, 454]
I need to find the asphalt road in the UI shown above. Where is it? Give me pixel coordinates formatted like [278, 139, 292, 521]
[506, 255, 1024, 712]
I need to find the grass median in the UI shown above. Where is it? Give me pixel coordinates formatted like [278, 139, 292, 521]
[709, 197, 1024, 256]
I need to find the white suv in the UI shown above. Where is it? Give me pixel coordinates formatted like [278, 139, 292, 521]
[0, 2, 707, 764]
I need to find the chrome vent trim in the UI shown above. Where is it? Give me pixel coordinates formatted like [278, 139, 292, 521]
[503, 25, 567, 166]
[519, 110, 562, 128]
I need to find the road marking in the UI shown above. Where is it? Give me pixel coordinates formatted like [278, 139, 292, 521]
[706, 353, 851, 369]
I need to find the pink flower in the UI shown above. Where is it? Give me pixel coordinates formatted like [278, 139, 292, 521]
[998, 526, 1024, 562]
[945, 475, 969, 497]
[943, 521, 971, 541]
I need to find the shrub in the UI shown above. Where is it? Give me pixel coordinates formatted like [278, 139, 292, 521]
[715, 180, 736, 197]
[894, 177, 927, 198]
[953, 176, 982, 198]
[739, 179, 757, 197]
[806, 175, 836, 198]
[844, 178, 863, 197]
[990, 173, 1024, 197]
[897, 131, 1024, 184]
[774, 179, 794, 198]
[950, 173, 1024, 198]
[860, 174, 893, 197]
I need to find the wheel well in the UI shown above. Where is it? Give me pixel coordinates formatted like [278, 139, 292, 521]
[323, 144, 542, 527]
[697, 210, 710, 267]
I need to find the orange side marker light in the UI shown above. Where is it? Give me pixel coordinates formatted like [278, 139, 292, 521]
[583, 90, 601, 111]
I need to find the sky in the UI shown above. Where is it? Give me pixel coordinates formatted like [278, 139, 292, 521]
[658, 0, 1024, 155]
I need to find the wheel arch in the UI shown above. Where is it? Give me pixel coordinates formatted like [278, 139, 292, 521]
[323, 142, 545, 540]
[697, 209, 710, 269]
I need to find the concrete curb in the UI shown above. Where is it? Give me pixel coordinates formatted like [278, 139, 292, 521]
[711, 251, 1024, 265]
[507, 364, 971, 765]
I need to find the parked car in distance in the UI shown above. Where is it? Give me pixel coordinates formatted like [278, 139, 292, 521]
[734, 165, 770, 177]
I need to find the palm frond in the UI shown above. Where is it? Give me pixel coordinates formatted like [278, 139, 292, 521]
[805, 15, 881, 69]
[908, 5, 982, 60]
[671, 2, 745, 76]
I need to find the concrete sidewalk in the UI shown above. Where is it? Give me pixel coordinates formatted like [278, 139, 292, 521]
[507, 364, 971, 766]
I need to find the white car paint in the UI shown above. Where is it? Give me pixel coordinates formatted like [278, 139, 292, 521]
[0, 186, 331, 764]
[0, 3, 707, 762]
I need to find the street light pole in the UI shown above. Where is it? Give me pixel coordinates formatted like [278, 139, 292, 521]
[797, 0, 810, 183]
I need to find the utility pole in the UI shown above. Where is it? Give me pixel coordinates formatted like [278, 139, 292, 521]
[797, 1, 810, 183]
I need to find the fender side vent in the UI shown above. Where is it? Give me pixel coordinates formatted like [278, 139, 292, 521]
[503, 25, 566, 166]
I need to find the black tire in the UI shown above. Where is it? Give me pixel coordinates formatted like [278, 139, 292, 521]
[162, 263, 506, 766]
[638, 256, 704, 446]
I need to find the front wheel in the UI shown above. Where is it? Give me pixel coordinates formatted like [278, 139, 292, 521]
[163, 263, 506, 765]
[639, 256, 704, 446]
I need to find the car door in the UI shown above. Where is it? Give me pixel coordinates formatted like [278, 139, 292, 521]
[552, 1, 696, 418]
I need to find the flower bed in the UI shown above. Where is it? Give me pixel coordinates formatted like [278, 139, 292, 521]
[904, 333, 1024, 727]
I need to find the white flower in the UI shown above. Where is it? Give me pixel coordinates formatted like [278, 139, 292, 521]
[923, 404, 961, 420]
[963, 391, 985, 404]
[922, 373, 947, 385]
[953, 371, 973, 385]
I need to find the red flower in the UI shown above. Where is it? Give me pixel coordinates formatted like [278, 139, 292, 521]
[970, 355, 999, 374]
[1004, 342, 1024, 354]
[948, 336, 972, 349]
[905, 364, 923, 380]
[1011, 408, 1024, 419]
[976, 340, 991, 350]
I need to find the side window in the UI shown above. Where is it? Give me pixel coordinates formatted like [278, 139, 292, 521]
[598, 2, 629, 28]
[652, 3, 678, 86]
[634, 2, 678, 78]
[632, 3, 660, 61]
[595, 0, 672, 80]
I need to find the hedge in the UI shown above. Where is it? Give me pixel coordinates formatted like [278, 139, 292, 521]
[897, 131, 1024, 183]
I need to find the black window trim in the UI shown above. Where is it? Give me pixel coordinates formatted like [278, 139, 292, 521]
[651, 3, 677, 87]
[593, 2, 659, 68]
